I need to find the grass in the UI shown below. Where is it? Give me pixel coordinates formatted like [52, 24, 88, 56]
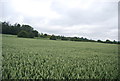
[2, 34, 119, 79]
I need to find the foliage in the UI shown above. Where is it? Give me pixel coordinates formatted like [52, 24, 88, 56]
[50, 35, 56, 40]
[1, 21, 119, 44]
[61, 36, 69, 41]
[32, 30, 38, 37]
[39, 33, 51, 38]
[17, 30, 28, 38]
[2, 21, 39, 37]
[39, 33, 44, 38]
[44, 34, 48, 37]
[17, 30, 35, 38]
[2, 34, 119, 79]
[105, 39, 112, 44]
[21, 25, 33, 32]
[97, 40, 103, 43]
[28, 32, 35, 38]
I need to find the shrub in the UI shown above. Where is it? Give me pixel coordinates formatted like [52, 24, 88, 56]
[61, 37, 69, 41]
[32, 30, 38, 37]
[50, 35, 56, 40]
[17, 30, 28, 38]
[28, 32, 35, 38]
[17, 30, 35, 38]
[97, 40, 103, 43]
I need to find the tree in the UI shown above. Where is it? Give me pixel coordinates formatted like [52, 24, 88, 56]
[2, 22, 11, 34]
[50, 35, 56, 40]
[13, 23, 21, 35]
[39, 33, 44, 38]
[43, 33, 48, 38]
[56, 35, 61, 39]
[70, 37, 80, 41]
[17, 30, 28, 38]
[61, 36, 69, 40]
[105, 39, 112, 43]
[97, 40, 103, 43]
[32, 30, 38, 37]
[0, 21, 2, 33]
[44, 34, 47, 36]
[21, 25, 33, 32]
[118, 41, 120, 44]
[2, 21, 37, 38]
[28, 32, 35, 38]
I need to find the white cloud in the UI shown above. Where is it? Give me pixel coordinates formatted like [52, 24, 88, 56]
[11, 0, 61, 19]
[1, 0, 118, 41]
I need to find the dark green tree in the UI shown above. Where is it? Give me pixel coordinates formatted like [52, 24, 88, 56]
[13, 23, 21, 35]
[32, 30, 38, 37]
[50, 35, 56, 40]
[61, 36, 69, 40]
[105, 39, 112, 43]
[113, 40, 117, 44]
[44, 34, 47, 36]
[21, 25, 33, 32]
[97, 40, 103, 43]
[39, 33, 44, 38]
[28, 32, 35, 38]
[17, 30, 28, 38]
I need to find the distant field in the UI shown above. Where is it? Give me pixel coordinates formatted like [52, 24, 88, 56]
[2, 34, 119, 79]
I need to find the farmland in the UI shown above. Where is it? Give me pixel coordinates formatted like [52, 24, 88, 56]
[2, 34, 119, 79]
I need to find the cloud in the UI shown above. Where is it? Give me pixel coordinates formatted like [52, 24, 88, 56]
[50, 0, 117, 26]
[0, 0, 118, 40]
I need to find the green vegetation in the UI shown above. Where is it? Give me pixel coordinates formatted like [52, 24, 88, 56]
[2, 34, 119, 79]
[50, 35, 57, 40]
[17, 30, 29, 38]
[1, 22, 38, 38]
[1, 21, 120, 44]
[0, 34, 2, 79]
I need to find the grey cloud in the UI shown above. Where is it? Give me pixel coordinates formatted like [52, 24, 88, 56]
[49, 1, 117, 26]
[0, 0, 118, 40]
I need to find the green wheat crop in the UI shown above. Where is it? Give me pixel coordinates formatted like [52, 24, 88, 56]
[2, 34, 119, 79]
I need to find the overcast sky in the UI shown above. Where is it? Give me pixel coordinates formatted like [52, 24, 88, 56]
[0, 0, 119, 41]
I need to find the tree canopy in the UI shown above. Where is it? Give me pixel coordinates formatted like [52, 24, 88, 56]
[2, 21, 39, 38]
[1, 21, 119, 44]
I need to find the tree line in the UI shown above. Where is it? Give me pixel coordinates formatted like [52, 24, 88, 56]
[2, 21, 38, 38]
[45, 34, 119, 44]
[1, 21, 120, 44]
